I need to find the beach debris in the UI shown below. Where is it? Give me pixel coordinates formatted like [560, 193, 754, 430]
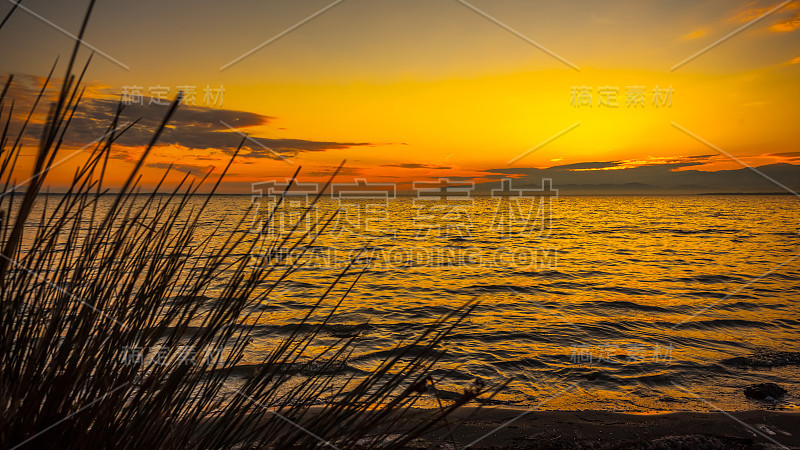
[755, 424, 777, 436]
[744, 383, 787, 401]
[722, 350, 800, 368]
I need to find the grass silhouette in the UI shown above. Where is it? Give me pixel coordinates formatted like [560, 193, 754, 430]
[0, 2, 492, 448]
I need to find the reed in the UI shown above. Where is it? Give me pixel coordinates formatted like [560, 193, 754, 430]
[0, 2, 493, 448]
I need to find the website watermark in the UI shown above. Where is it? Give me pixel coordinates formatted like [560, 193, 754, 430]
[121, 84, 225, 107]
[570, 85, 673, 108]
[250, 177, 557, 239]
[569, 343, 674, 364]
[119, 345, 229, 367]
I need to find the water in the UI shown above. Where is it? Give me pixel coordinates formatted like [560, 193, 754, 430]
[23, 194, 800, 411]
[189, 194, 799, 412]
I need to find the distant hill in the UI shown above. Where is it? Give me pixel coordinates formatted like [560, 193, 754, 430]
[473, 162, 800, 195]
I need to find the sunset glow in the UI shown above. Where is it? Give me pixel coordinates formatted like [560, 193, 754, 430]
[3, 2, 800, 447]
[1, 0, 798, 191]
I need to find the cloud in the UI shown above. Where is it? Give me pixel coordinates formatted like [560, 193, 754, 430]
[767, 151, 800, 159]
[480, 157, 800, 194]
[304, 166, 365, 177]
[145, 162, 215, 177]
[2, 74, 46, 99]
[237, 137, 371, 159]
[770, 12, 800, 31]
[549, 161, 621, 171]
[438, 176, 476, 182]
[24, 97, 374, 160]
[82, 98, 273, 129]
[547, 155, 717, 172]
[729, 1, 798, 24]
[791, 56, 800, 64]
[380, 163, 452, 170]
[681, 28, 708, 40]
[1, 77, 373, 161]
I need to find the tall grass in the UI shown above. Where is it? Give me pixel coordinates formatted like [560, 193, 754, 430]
[0, 2, 494, 448]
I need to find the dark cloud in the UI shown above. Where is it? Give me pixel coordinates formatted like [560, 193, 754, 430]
[238, 137, 371, 159]
[479, 159, 800, 194]
[305, 166, 364, 177]
[768, 152, 800, 158]
[428, 176, 474, 182]
[549, 161, 621, 171]
[146, 162, 214, 177]
[2, 74, 44, 102]
[12, 92, 372, 160]
[76, 98, 273, 131]
[490, 156, 718, 178]
[380, 163, 452, 170]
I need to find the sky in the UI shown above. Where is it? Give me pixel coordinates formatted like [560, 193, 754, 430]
[1, 0, 799, 192]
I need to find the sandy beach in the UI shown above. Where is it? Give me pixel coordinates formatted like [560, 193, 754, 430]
[403, 407, 800, 449]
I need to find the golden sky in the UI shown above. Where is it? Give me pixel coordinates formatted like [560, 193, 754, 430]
[1, 0, 799, 191]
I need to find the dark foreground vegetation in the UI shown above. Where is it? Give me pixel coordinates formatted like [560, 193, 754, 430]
[0, 2, 494, 448]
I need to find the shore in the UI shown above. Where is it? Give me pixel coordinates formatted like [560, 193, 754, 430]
[404, 407, 800, 449]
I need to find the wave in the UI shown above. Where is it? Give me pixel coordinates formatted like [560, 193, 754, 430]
[678, 290, 758, 300]
[592, 286, 664, 296]
[209, 361, 368, 378]
[668, 274, 745, 284]
[677, 318, 775, 330]
[664, 228, 740, 235]
[585, 300, 671, 313]
[351, 343, 437, 361]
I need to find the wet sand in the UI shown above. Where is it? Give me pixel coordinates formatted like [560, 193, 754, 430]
[407, 407, 800, 449]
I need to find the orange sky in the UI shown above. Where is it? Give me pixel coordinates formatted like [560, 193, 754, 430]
[1, 0, 799, 191]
